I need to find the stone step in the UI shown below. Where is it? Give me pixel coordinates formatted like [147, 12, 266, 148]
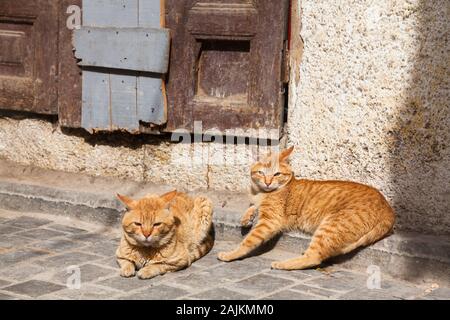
[1, 159, 449, 286]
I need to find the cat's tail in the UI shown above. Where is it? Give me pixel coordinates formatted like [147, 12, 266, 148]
[192, 196, 214, 244]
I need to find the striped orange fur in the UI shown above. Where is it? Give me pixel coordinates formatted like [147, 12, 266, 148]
[217, 146, 395, 270]
[116, 190, 214, 279]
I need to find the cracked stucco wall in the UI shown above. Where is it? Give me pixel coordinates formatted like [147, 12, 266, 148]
[0, 117, 255, 192]
[0, 0, 448, 235]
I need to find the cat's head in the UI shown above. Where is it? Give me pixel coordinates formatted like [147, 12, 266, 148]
[250, 146, 294, 192]
[116, 190, 179, 248]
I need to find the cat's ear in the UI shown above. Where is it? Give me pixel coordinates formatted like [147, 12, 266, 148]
[116, 194, 137, 209]
[279, 146, 294, 162]
[161, 189, 177, 204]
[161, 190, 177, 210]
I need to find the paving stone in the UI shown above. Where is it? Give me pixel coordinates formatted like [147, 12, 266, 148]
[228, 274, 295, 295]
[188, 288, 252, 300]
[28, 239, 86, 253]
[209, 241, 238, 253]
[303, 271, 367, 292]
[338, 279, 423, 300]
[120, 284, 189, 300]
[0, 264, 48, 282]
[15, 228, 67, 240]
[35, 294, 66, 300]
[266, 268, 323, 281]
[291, 284, 339, 298]
[171, 270, 231, 291]
[67, 233, 110, 244]
[5, 216, 52, 229]
[174, 257, 274, 291]
[0, 249, 49, 268]
[45, 224, 89, 234]
[97, 257, 119, 270]
[97, 275, 158, 292]
[51, 263, 116, 285]
[0, 235, 37, 249]
[201, 257, 271, 282]
[0, 279, 12, 288]
[421, 288, 450, 300]
[0, 225, 23, 235]
[192, 251, 225, 268]
[157, 265, 202, 282]
[0, 292, 18, 300]
[329, 270, 365, 279]
[262, 289, 318, 300]
[380, 280, 425, 299]
[339, 288, 401, 300]
[83, 240, 118, 257]
[34, 251, 103, 268]
[3, 280, 65, 298]
[54, 284, 120, 300]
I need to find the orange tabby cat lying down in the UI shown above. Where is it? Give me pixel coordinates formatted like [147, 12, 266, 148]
[218, 146, 395, 270]
[116, 190, 213, 279]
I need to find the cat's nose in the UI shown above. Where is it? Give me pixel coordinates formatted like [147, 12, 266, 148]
[142, 230, 152, 238]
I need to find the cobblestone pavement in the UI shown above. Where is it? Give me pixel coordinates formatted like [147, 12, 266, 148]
[0, 209, 448, 300]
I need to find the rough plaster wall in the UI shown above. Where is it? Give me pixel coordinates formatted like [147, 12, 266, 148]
[0, 116, 255, 192]
[288, 0, 449, 235]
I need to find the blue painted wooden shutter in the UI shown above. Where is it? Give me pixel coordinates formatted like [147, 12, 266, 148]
[73, 0, 169, 133]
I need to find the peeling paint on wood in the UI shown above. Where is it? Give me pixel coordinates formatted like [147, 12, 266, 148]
[79, 0, 167, 133]
[58, 0, 83, 128]
[0, 0, 58, 114]
[165, 0, 289, 136]
[74, 27, 170, 73]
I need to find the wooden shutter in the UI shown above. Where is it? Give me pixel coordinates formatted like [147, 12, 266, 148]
[165, 0, 289, 137]
[73, 0, 170, 133]
[0, 0, 58, 114]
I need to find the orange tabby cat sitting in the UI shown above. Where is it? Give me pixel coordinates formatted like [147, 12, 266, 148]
[116, 190, 213, 279]
[218, 146, 395, 270]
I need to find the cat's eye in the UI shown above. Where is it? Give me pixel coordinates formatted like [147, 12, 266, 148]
[256, 170, 265, 175]
[273, 172, 281, 177]
[153, 222, 162, 227]
[134, 222, 142, 226]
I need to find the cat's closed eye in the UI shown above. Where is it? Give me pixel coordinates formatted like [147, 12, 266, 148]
[153, 222, 162, 227]
[256, 170, 265, 175]
[274, 172, 281, 176]
[133, 222, 142, 226]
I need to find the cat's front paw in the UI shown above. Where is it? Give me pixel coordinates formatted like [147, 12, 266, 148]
[240, 207, 256, 228]
[120, 264, 136, 277]
[240, 216, 253, 228]
[271, 261, 289, 270]
[137, 267, 161, 280]
[217, 251, 235, 262]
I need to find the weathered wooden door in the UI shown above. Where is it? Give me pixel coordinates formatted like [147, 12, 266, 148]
[0, 0, 59, 114]
[1, 0, 290, 137]
[165, 0, 289, 137]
